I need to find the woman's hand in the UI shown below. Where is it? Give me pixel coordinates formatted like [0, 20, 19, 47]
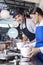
[29, 48, 41, 58]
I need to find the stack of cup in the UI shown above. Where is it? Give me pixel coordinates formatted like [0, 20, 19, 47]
[21, 46, 32, 61]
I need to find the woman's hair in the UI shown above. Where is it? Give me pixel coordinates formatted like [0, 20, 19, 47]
[36, 7, 43, 16]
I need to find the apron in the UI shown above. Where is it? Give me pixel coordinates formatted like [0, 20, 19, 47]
[22, 19, 35, 41]
[35, 26, 43, 61]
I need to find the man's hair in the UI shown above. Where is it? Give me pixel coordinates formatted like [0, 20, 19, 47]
[36, 7, 43, 16]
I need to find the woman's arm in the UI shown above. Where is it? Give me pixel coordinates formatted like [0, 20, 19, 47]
[28, 47, 43, 58]
[29, 48, 41, 58]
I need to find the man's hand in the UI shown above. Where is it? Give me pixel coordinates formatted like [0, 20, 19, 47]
[22, 35, 28, 42]
[29, 48, 41, 58]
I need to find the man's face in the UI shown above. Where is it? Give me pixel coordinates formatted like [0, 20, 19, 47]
[30, 12, 39, 24]
[14, 14, 24, 24]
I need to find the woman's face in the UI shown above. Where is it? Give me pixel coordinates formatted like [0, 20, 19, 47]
[14, 14, 24, 24]
[30, 12, 39, 24]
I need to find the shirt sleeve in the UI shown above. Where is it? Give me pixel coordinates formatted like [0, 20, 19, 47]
[39, 20, 43, 26]
[26, 18, 36, 33]
[39, 47, 43, 54]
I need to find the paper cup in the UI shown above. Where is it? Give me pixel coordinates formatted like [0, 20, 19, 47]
[20, 62, 29, 65]
[20, 57, 30, 62]
[21, 47, 32, 57]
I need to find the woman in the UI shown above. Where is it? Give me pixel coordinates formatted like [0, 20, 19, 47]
[29, 7, 43, 61]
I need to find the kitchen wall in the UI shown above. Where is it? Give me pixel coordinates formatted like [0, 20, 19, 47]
[39, 0, 43, 10]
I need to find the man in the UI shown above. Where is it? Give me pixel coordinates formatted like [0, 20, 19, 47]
[13, 10, 36, 42]
[28, 7, 43, 61]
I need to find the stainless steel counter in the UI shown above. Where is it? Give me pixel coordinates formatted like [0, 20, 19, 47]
[0, 39, 43, 65]
[0, 56, 43, 65]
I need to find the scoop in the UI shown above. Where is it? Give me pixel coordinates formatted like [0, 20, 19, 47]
[7, 28, 18, 38]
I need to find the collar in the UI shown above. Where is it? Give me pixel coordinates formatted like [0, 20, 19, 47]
[36, 20, 43, 27]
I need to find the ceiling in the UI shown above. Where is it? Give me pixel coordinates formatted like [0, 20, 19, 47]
[0, 0, 36, 10]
